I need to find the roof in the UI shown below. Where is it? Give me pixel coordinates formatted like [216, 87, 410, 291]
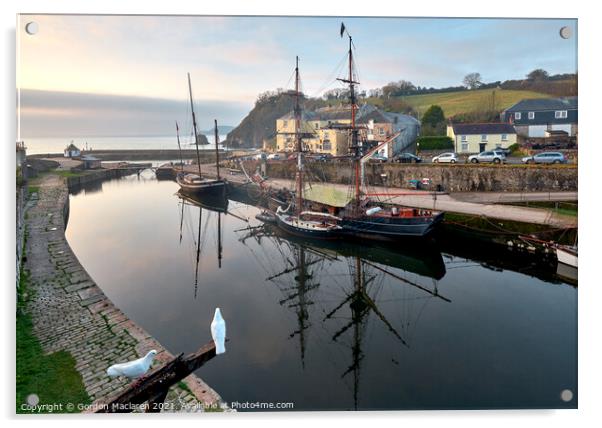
[278, 111, 318, 121]
[279, 104, 420, 128]
[451, 123, 516, 135]
[303, 183, 352, 208]
[65, 143, 80, 151]
[313, 107, 352, 121]
[357, 109, 389, 124]
[384, 112, 420, 125]
[504, 97, 577, 113]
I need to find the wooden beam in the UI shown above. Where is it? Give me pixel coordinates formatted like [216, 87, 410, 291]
[95, 341, 218, 413]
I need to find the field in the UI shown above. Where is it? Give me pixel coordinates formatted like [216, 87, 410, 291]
[358, 88, 552, 119]
[400, 89, 551, 117]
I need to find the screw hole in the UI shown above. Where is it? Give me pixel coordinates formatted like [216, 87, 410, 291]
[559, 26, 571, 39]
[560, 389, 573, 402]
[25, 22, 38, 35]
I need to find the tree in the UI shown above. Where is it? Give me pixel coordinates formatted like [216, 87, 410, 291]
[322, 88, 348, 100]
[421, 105, 446, 136]
[381, 80, 416, 98]
[463, 72, 482, 90]
[527, 69, 549, 81]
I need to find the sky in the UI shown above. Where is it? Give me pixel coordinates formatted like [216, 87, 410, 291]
[17, 15, 577, 138]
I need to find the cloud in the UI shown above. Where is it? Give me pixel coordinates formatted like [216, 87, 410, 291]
[19, 89, 249, 137]
[16, 15, 577, 137]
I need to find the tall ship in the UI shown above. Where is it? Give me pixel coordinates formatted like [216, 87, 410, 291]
[335, 24, 444, 239]
[176, 73, 227, 198]
[274, 57, 343, 239]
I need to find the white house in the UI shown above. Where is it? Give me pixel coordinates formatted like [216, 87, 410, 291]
[64, 142, 81, 158]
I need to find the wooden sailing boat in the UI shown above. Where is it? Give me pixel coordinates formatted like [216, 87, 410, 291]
[335, 25, 444, 239]
[274, 57, 343, 239]
[176, 73, 227, 198]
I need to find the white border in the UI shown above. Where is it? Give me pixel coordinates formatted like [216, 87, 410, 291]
[3, 1, 600, 427]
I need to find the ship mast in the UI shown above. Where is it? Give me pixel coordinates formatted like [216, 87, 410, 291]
[175, 121, 184, 171]
[337, 27, 361, 213]
[214, 119, 221, 180]
[187, 72, 203, 177]
[294, 56, 304, 216]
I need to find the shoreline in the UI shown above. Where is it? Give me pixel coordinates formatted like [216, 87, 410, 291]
[20, 169, 223, 412]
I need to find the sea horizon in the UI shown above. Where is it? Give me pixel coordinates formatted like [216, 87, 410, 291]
[21, 134, 230, 155]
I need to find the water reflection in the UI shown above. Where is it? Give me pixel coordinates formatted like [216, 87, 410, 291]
[244, 224, 459, 409]
[65, 175, 577, 410]
[176, 191, 231, 298]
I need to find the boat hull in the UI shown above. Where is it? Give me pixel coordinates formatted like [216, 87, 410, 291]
[176, 174, 227, 198]
[275, 214, 341, 240]
[340, 212, 444, 239]
[556, 246, 578, 268]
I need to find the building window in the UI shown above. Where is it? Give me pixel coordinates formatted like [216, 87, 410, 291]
[315, 123, 319, 129]
[283, 120, 288, 127]
[461, 135, 467, 142]
[515, 112, 521, 120]
[555, 110, 568, 119]
[501, 134, 508, 141]
[528, 112, 535, 120]
[378, 128, 385, 136]
[461, 143, 468, 152]
[481, 134, 488, 142]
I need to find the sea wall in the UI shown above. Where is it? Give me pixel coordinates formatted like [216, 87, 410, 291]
[65, 168, 134, 189]
[265, 161, 578, 192]
[29, 150, 217, 162]
[16, 185, 27, 290]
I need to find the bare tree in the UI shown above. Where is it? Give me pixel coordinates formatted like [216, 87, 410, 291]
[463, 72, 482, 90]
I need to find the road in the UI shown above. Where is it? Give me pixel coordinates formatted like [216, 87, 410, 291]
[451, 191, 577, 203]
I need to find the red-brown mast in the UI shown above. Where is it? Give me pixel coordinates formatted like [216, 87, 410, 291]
[187, 72, 203, 178]
[337, 26, 361, 213]
[294, 56, 304, 216]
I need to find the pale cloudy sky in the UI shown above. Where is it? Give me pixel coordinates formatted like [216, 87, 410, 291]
[17, 15, 577, 137]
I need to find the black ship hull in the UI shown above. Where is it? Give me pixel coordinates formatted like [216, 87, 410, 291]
[340, 212, 444, 239]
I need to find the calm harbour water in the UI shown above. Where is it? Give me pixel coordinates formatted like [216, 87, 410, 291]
[65, 173, 577, 411]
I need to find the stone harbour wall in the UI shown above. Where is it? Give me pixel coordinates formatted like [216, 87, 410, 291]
[266, 161, 578, 192]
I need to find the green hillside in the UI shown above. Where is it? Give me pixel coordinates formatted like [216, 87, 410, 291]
[400, 89, 552, 118]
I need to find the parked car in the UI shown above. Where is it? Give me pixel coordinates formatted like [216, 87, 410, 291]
[468, 150, 507, 164]
[369, 154, 387, 163]
[522, 152, 567, 164]
[311, 154, 332, 162]
[267, 153, 282, 160]
[431, 152, 459, 164]
[496, 147, 512, 156]
[393, 153, 422, 163]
